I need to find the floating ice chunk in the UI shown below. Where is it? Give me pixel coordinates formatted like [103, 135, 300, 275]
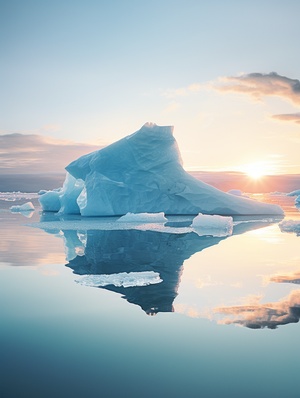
[118, 212, 167, 223]
[192, 213, 233, 237]
[10, 202, 35, 212]
[76, 271, 163, 288]
[39, 190, 61, 212]
[286, 189, 300, 197]
[279, 220, 300, 236]
[38, 189, 48, 195]
[296, 196, 300, 204]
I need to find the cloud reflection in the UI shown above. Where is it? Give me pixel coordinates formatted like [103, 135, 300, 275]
[215, 290, 300, 329]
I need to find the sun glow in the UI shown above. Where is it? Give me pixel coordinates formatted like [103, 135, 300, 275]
[240, 161, 277, 179]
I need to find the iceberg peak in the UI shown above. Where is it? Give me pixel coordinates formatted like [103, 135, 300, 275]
[39, 123, 284, 217]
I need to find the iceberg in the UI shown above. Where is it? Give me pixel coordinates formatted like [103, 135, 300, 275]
[10, 202, 35, 212]
[39, 123, 284, 216]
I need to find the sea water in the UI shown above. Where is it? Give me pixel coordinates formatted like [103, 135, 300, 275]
[0, 194, 299, 398]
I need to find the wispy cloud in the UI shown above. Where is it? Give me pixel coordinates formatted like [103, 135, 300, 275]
[163, 72, 300, 125]
[0, 133, 101, 174]
[215, 290, 300, 329]
[270, 271, 300, 284]
[214, 72, 300, 105]
[272, 112, 300, 124]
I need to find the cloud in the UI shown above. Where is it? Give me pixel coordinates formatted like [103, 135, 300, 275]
[0, 133, 102, 174]
[270, 271, 300, 284]
[272, 112, 300, 124]
[214, 72, 300, 105]
[215, 290, 300, 329]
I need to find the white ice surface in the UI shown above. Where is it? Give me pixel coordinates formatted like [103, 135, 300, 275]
[191, 214, 233, 237]
[39, 123, 283, 217]
[76, 271, 162, 288]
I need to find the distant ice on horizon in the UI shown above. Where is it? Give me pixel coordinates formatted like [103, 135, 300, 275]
[279, 220, 300, 236]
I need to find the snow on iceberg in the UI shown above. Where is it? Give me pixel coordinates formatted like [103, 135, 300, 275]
[76, 271, 162, 288]
[10, 201, 35, 212]
[279, 220, 300, 236]
[118, 212, 167, 223]
[39, 123, 284, 216]
[192, 214, 233, 237]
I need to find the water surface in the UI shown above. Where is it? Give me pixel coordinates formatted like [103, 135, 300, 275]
[1, 194, 299, 397]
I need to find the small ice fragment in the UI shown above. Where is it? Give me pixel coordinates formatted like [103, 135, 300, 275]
[10, 202, 35, 212]
[76, 271, 163, 288]
[118, 212, 167, 223]
[192, 213, 233, 237]
[279, 220, 300, 236]
[286, 189, 300, 197]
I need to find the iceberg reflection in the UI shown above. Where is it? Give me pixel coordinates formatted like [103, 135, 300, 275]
[66, 228, 224, 315]
[34, 215, 283, 317]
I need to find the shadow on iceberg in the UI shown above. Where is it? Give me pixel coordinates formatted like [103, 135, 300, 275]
[36, 216, 282, 316]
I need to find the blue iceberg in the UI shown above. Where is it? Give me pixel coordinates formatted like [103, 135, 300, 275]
[39, 123, 283, 216]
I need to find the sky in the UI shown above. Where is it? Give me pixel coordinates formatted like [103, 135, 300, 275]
[1, 0, 300, 176]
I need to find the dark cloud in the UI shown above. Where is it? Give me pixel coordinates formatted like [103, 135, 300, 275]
[216, 72, 300, 105]
[215, 290, 300, 329]
[272, 113, 300, 124]
[0, 133, 101, 174]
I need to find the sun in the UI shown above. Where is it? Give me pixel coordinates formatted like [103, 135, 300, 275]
[240, 161, 272, 180]
[246, 163, 266, 179]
